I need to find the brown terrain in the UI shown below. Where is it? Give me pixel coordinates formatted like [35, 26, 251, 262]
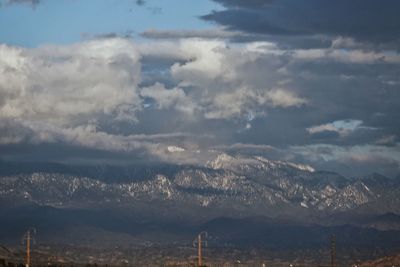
[358, 254, 400, 267]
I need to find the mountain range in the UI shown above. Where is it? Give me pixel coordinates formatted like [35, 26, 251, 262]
[1, 153, 400, 249]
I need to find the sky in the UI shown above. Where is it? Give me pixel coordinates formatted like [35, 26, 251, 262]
[0, 0, 399, 177]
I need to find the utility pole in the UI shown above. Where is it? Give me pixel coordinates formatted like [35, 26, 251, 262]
[193, 231, 208, 267]
[331, 234, 336, 267]
[26, 230, 30, 267]
[22, 228, 36, 267]
[198, 234, 202, 267]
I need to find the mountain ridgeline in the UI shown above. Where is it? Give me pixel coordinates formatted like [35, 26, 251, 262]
[1, 153, 400, 248]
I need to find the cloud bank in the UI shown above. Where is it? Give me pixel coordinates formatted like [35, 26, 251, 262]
[1, 0, 400, 177]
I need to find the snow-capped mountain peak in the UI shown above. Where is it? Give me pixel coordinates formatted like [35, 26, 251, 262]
[206, 153, 315, 173]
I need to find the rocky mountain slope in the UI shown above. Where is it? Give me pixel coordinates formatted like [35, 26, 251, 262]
[1, 153, 399, 221]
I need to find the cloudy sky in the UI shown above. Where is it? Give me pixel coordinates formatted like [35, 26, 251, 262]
[0, 0, 399, 177]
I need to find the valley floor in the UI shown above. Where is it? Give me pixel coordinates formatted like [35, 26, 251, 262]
[2, 244, 400, 267]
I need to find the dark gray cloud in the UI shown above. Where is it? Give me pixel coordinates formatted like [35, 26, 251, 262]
[81, 31, 134, 40]
[309, 130, 340, 141]
[141, 28, 245, 40]
[204, 0, 400, 47]
[215, 0, 274, 9]
[135, 0, 145, 6]
[131, 0, 162, 15]
[0, 0, 39, 7]
[294, 149, 400, 178]
[2, 0, 151, 11]
[6, 0, 39, 4]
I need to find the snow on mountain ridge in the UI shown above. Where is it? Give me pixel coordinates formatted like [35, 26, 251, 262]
[207, 153, 315, 173]
[1, 155, 396, 217]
